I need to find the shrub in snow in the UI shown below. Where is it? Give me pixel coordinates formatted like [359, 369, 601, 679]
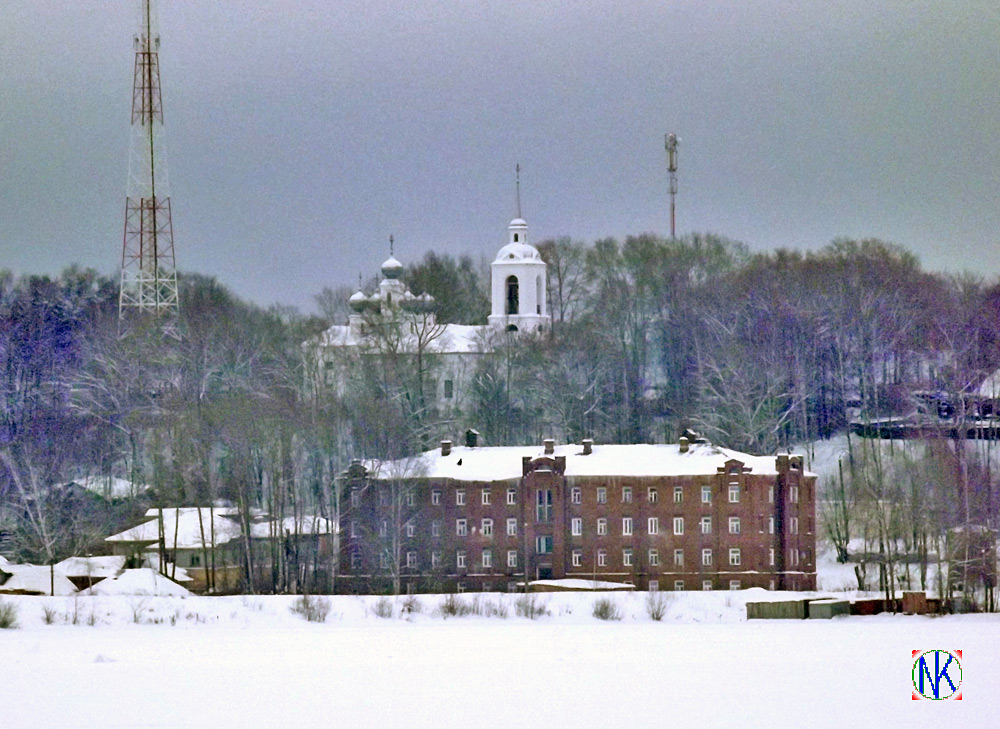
[645, 591, 672, 621]
[373, 596, 394, 619]
[470, 593, 509, 618]
[592, 596, 623, 621]
[42, 603, 59, 625]
[0, 599, 18, 629]
[291, 594, 331, 623]
[401, 594, 422, 615]
[514, 593, 549, 619]
[438, 593, 472, 618]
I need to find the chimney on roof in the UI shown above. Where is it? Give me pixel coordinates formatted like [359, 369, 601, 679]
[440, 440, 452, 457]
[543, 438, 555, 455]
[582, 438, 593, 455]
[679, 436, 689, 454]
[465, 429, 480, 448]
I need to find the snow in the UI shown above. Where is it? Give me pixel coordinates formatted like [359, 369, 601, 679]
[54, 556, 125, 579]
[78, 569, 192, 597]
[320, 322, 487, 354]
[106, 508, 243, 549]
[370, 442, 816, 483]
[63, 475, 147, 500]
[0, 566, 77, 595]
[249, 515, 333, 538]
[0, 590, 994, 728]
[528, 578, 635, 591]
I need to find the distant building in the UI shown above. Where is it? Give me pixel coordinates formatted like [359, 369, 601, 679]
[334, 437, 817, 594]
[307, 218, 550, 412]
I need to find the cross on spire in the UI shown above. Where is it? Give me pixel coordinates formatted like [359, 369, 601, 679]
[389, 233, 394, 257]
[515, 163, 522, 219]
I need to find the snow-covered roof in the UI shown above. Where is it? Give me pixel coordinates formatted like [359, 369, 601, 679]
[63, 475, 147, 500]
[494, 241, 542, 262]
[55, 555, 126, 579]
[0, 567, 77, 595]
[368, 442, 815, 483]
[526, 578, 635, 591]
[107, 509, 243, 549]
[140, 554, 193, 582]
[249, 515, 333, 538]
[319, 322, 487, 354]
[978, 369, 1000, 398]
[79, 568, 192, 597]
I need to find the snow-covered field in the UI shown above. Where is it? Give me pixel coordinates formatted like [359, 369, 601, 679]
[1, 590, 995, 728]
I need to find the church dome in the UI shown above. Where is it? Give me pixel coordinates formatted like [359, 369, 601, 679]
[348, 290, 367, 312]
[495, 242, 541, 262]
[380, 256, 403, 279]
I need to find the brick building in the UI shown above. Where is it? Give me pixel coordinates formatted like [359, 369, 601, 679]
[338, 437, 817, 594]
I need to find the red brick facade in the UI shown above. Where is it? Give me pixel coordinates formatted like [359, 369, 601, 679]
[337, 443, 817, 594]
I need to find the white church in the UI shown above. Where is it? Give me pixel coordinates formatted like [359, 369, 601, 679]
[308, 217, 551, 410]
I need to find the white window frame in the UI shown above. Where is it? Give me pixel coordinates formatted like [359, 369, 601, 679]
[456, 518, 467, 537]
[729, 548, 741, 566]
[700, 516, 712, 534]
[673, 517, 684, 535]
[674, 579, 685, 591]
[379, 520, 388, 538]
[572, 549, 583, 567]
[622, 517, 633, 536]
[729, 516, 741, 535]
[507, 550, 518, 568]
[701, 548, 713, 566]
[506, 517, 518, 536]
[405, 522, 415, 538]
[431, 490, 441, 505]
[790, 516, 799, 535]
[649, 487, 659, 503]
[597, 549, 607, 567]
[571, 487, 582, 504]
[405, 490, 415, 507]
[482, 489, 491, 505]
[597, 518, 608, 536]
[622, 486, 633, 503]
[701, 485, 711, 504]
[482, 549, 492, 569]
[456, 551, 467, 569]
[649, 549, 659, 566]
[571, 517, 583, 536]
[456, 489, 466, 506]
[702, 580, 713, 591]
[481, 518, 493, 537]
[506, 488, 516, 505]
[728, 483, 740, 503]
[648, 517, 659, 535]
[623, 548, 633, 567]
[597, 487, 607, 504]
[789, 485, 799, 504]
[673, 548, 684, 567]
[431, 520, 441, 537]
[406, 551, 416, 568]
[729, 580, 741, 591]
[431, 551, 442, 568]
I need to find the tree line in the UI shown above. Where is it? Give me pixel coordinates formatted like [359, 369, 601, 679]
[2, 232, 999, 595]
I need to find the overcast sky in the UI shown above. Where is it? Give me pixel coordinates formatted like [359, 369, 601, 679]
[1, 1, 998, 312]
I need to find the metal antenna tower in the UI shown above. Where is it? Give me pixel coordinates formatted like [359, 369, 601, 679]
[119, 0, 179, 338]
[665, 132, 679, 238]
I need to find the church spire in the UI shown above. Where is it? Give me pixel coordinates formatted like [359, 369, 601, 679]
[515, 163, 522, 219]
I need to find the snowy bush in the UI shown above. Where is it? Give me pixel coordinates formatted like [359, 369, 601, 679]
[291, 594, 331, 623]
[470, 593, 509, 618]
[401, 594, 422, 615]
[592, 596, 623, 621]
[373, 596, 394, 619]
[41, 603, 59, 625]
[0, 600, 19, 629]
[645, 591, 672, 621]
[438, 594, 472, 617]
[514, 593, 549, 619]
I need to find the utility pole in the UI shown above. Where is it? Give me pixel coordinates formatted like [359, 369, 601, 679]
[665, 133, 679, 239]
[119, 0, 180, 338]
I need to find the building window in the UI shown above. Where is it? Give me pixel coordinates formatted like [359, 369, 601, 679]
[571, 487, 581, 504]
[405, 490, 415, 507]
[506, 518, 518, 536]
[622, 486, 633, 503]
[702, 580, 713, 591]
[622, 517, 634, 536]
[729, 580, 741, 591]
[648, 517, 659, 535]
[457, 582, 466, 593]
[379, 490, 389, 507]
[572, 549, 583, 567]
[432, 490, 441, 505]
[482, 489, 491, 505]
[535, 536, 553, 554]
[506, 488, 516, 505]
[769, 548, 775, 566]
[379, 520, 388, 538]
[571, 517, 583, 536]
[790, 517, 799, 535]
[729, 517, 741, 535]
[405, 522, 415, 538]
[649, 549, 660, 566]
[673, 548, 684, 567]
[350, 489, 359, 508]
[380, 554, 389, 569]
[406, 551, 416, 569]
[728, 484, 740, 503]
[431, 551, 442, 568]
[789, 485, 799, 503]
[350, 520, 358, 538]
[769, 517, 775, 534]
[456, 489, 466, 506]
[597, 518, 607, 536]
[444, 379, 454, 399]
[623, 548, 634, 567]
[673, 486, 682, 503]
[701, 485, 711, 504]
[505, 275, 519, 315]
[507, 550, 518, 568]
[190, 555, 201, 567]
[456, 518, 467, 537]
[769, 579, 776, 591]
[649, 487, 659, 503]
[729, 548, 741, 566]
[701, 548, 713, 566]
[649, 579, 660, 592]
[768, 485, 774, 503]
[789, 549, 800, 567]
[482, 549, 493, 569]
[700, 516, 712, 534]
[349, 550, 360, 570]
[674, 580, 685, 591]
[431, 520, 441, 537]
[597, 549, 607, 567]
[536, 490, 553, 523]
[482, 518, 494, 537]
[673, 517, 684, 535]
[597, 487, 607, 504]
[457, 551, 467, 569]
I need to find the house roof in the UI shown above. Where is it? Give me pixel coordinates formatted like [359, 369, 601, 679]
[249, 515, 333, 538]
[79, 568, 192, 597]
[63, 476, 147, 500]
[0, 567, 77, 595]
[368, 442, 814, 483]
[54, 556, 125, 579]
[106, 509, 243, 549]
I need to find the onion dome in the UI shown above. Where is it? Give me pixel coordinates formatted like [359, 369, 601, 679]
[381, 256, 403, 279]
[348, 290, 367, 312]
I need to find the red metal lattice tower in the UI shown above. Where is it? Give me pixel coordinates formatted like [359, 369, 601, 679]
[119, 0, 179, 338]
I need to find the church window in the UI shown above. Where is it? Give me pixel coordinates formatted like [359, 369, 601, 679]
[514, 233, 519, 242]
[444, 380, 454, 399]
[506, 275, 519, 315]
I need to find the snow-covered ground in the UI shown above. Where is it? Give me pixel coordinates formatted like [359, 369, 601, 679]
[0, 590, 995, 728]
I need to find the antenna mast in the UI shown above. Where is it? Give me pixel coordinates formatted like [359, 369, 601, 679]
[665, 132, 679, 239]
[119, 0, 179, 338]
